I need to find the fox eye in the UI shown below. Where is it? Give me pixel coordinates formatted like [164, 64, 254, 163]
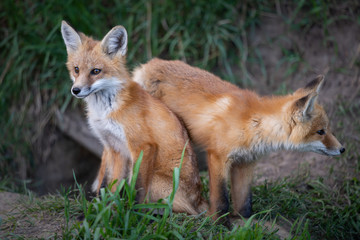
[91, 68, 101, 75]
[317, 129, 326, 135]
[74, 67, 79, 74]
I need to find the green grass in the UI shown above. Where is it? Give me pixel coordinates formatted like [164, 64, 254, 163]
[253, 176, 360, 240]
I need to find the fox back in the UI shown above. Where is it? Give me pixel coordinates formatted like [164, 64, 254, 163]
[134, 59, 344, 157]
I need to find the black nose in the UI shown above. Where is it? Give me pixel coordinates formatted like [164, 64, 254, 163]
[340, 147, 345, 154]
[72, 87, 81, 95]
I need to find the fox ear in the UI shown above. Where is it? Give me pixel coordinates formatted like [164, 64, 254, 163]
[61, 21, 82, 53]
[304, 75, 325, 94]
[293, 75, 324, 121]
[294, 92, 318, 121]
[101, 26, 127, 57]
[294, 75, 325, 95]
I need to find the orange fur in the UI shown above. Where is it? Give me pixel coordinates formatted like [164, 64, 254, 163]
[61, 22, 207, 215]
[133, 58, 344, 222]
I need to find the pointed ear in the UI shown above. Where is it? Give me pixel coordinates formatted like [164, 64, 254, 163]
[61, 21, 82, 53]
[101, 26, 127, 57]
[304, 75, 325, 94]
[294, 75, 325, 96]
[294, 92, 318, 121]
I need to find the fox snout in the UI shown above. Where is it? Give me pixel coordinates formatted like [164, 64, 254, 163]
[71, 85, 91, 98]
[302, 132, 345, 156]
[323, 146, 345, 156]
[308, 141, 345, 156]
[70, 78, 122, 99]
[72, 87, 81, 95]
[320, 133, 345, 156]
[323, 145, 345, 156]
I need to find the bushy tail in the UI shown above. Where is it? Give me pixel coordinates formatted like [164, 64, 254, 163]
[132, 59, 170, 99]
[133, 64, 149, 89]
[132, 63, 161, 95]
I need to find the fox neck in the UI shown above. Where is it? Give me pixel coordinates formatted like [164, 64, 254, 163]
[250, 115, 292, 153]
[85, 77, 128, 117]
[239, 95, 297, 160]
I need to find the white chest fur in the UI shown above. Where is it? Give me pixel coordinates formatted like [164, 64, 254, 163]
[85, 90, 131, 160]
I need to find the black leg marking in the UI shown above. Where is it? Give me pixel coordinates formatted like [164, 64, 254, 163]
[239, 190, 252, 218]
[217, 180, 231, 228]
[217, 180, 230, 215]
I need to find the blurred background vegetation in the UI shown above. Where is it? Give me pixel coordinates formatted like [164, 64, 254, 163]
[1, 0, 360, 239]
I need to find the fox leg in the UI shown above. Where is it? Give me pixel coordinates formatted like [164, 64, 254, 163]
[92, 148, 111, 194]
[149, 166, 208, 215]
[172, 153, 209, 215]
[207, 150, 230, 225]
[133, 144, 158, 204]
[147, 147, 208, 215]
[108, 149, 132, 192]
[230, 162, 255, 218]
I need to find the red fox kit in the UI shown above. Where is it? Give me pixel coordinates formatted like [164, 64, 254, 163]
[133, 58, 345, 222]
[60, 22, 207, 214]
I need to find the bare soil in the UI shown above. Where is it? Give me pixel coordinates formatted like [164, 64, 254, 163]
[0, 192, 64, 239]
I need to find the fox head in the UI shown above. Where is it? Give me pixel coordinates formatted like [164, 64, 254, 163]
[288, 75, 345, 156]
[61, 21, 130, 98]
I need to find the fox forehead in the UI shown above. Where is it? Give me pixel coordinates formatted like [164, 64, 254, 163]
[309, 104, 329, 128]
[67, 41, 104, 67]
[65, 35, 108, 67]
[290, 103, 329, 143]
[302, 104, 329, 140]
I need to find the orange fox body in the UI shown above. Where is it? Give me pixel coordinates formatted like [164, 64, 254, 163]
[134, 58, 345, 221]
[61, 22, 207, 215]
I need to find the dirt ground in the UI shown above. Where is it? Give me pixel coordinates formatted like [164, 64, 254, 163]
[0, 192, 65, 239]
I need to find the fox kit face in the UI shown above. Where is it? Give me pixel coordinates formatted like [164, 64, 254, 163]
[289, 76, 344, 156]
[61, 21, 129, 98]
